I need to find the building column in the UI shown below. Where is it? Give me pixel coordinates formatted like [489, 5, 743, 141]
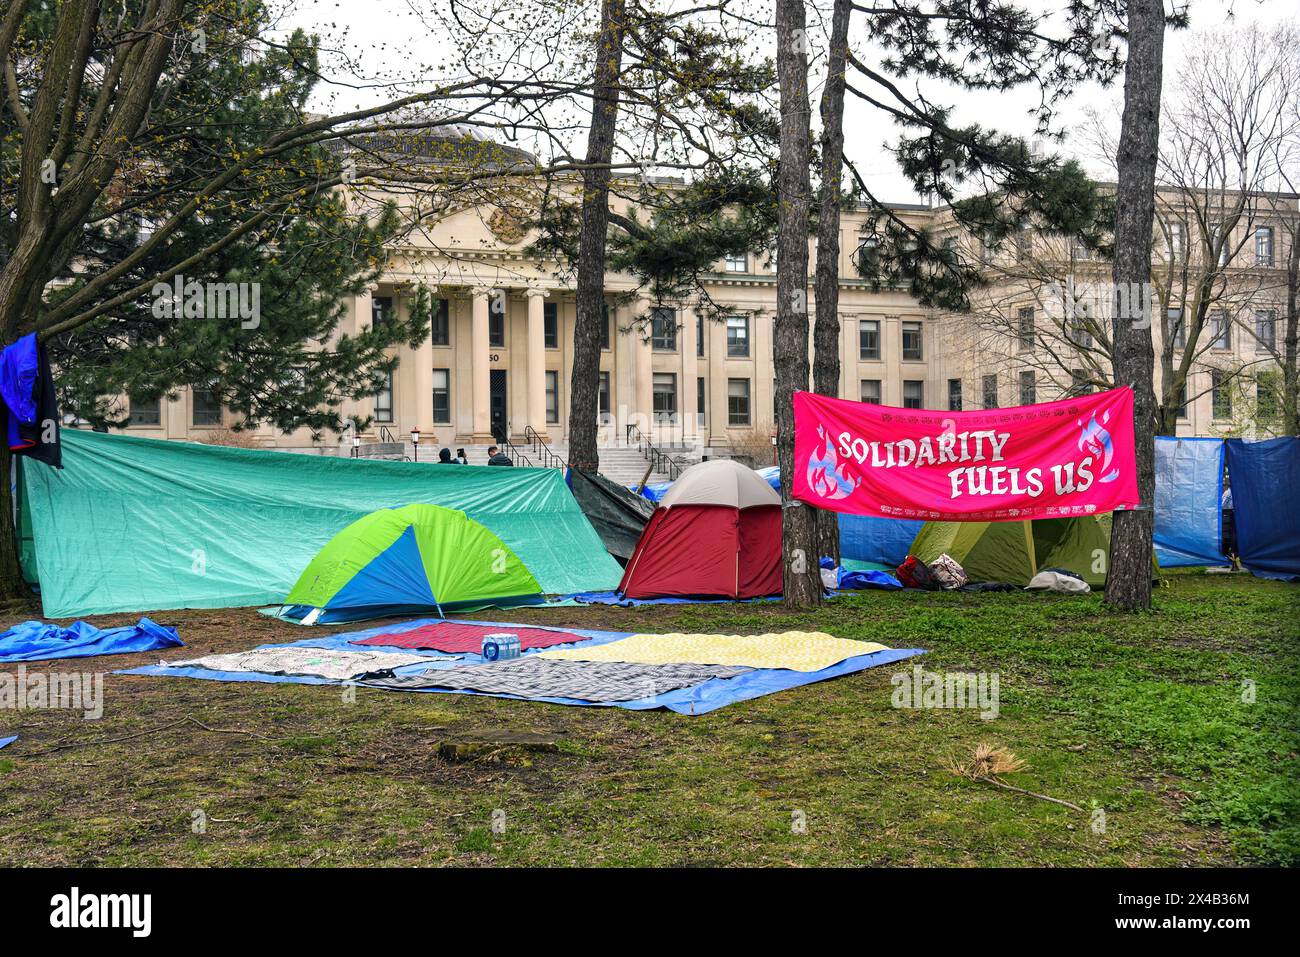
[679, 305, 698, 445]
[840, 313, 856, 400]
[347, 287, 377, 435]
[708, 314, 729, 446]
[525, 287, 550, 442]
[754, 311, 773, 431]
[634, 297, 653, 443]
[410, 287, 432, 437]
[470, 286, 494, 442]
[884, 314, 903, 406]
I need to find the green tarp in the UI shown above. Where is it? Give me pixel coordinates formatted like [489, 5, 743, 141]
[20, 430, 622, 618]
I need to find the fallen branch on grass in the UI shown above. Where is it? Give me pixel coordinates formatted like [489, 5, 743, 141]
[949, 742, 1084, 813]
[18, 716, 268, 758]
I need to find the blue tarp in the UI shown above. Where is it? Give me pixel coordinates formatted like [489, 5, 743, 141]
[0, 735, 16, 751]
[118, 617, 925, 715]
[839, 514, 923, 567]
[820, 558, 903, 590]
[1225, 437, 1300, 579]
[1153, 437, 1224, 567]
[0, 617, 182, 662]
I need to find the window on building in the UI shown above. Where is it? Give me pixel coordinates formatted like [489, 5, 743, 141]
[696, 313, 705, 357]
[1258, 371, 1280, 419]
[858, 319, 880, 360]
[374, 372, 394, 423]
[697, 376, 706, 427]
[1211, 369, 1232, 419]
[727, 378, 751, 426]
[1210, 310, 1231, 350]
[1169, 308, 1185, 348]
[430, 298, 450, 346]
[371, 295, 394, 329]
[1255, 226, 1274, 266]
[1176, 381, 1189, 419]
[902, 320, 923, 361]
[1019, 370, 1036, 406]
[1255, 309, 1276, 352]
[726, 315, 750, 357]
[1015, 227, 1032, 261]
[1017, 306, 1035, 351]
[432, 368, 450, 424]
[651, 307, 677, 351]
[544, 302, 559, 349]
[1069, 314, 1093, 348]
[598, 371, 611, 418]
[1164, 221, 1185, 262]
[1071, 368, 1092, 396]
[601, 303, 611, 351]
[947, 378, 962, 412]
[545, 370, 559, 423]
[982, 374, 998, 409]
[652, 372, 677, 419]
[724, 252, 747, 273]
[860, 379, 882, 404]
[1071, 236, 1094, 260]
[489, 299, 505, 348]
[192, 388, 222, 426]
[1212, 222, 1231, 266]
[128, 396, 161, 426]
[902, 380, 924, 409]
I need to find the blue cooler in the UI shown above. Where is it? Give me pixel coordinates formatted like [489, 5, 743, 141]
[481, 633, 521, 661]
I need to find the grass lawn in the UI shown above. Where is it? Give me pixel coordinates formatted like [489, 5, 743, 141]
[1, 570, 1295, 866]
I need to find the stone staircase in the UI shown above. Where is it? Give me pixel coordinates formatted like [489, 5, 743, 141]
[370, 438, 698, 488]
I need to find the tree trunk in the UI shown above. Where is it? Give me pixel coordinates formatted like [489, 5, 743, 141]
[0, 442, 30, 605]
[774, 0, 820, 607]
[566, 0, 627, 473]
[1284, 224, 1299, 436]
[812, 0, 851, 566]
[1104, 0, 1166, 612]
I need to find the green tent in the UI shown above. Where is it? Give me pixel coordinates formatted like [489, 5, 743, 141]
[910, 514, 1121, 586]
[283, 504, 542, 622]
[19, 430, 622, 617]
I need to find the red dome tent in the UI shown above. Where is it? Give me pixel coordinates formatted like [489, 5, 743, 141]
[618, 459, 783, 599]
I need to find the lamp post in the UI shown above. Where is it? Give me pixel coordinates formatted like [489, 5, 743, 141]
[351, 434, 360, 459]
[411, 427, 420, 462]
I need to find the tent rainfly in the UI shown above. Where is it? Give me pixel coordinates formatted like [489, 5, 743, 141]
[618, 459, 782, 599]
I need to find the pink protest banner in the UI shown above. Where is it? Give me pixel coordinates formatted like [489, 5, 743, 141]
[793, 386, 1140, 522]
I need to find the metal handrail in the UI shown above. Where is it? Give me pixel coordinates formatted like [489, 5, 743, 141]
[495, 433, 534, 467]
[524, 425, 565, 469]
[377, 425, 397, 443]
[625, 423, 685, 482]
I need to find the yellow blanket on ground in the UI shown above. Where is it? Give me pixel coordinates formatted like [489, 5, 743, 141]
[536, 631, 889, 673]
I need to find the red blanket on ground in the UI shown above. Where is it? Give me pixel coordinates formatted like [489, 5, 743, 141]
[351, 622, 584, 654]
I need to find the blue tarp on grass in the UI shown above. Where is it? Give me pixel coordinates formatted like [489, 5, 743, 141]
[1225, 437, 1300, 579]
[0, 617, 182, 662]
[1154, 437, 1224, 567]
[117, 617, 925, 715]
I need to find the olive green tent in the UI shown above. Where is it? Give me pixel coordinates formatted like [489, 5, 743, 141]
[910, 514, 1126, 586]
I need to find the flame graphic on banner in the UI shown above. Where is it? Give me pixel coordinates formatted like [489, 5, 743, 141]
[806, 425, 860, 500]
[1078, 410, 1119, 483]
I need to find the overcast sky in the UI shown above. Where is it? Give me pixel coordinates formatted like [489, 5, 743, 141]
[282, 0, 1292, 204]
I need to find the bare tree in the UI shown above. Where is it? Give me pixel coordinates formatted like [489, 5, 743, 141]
[774, 0, 820, 607]
[1105, 0, 1167, 612]
[568, 0, 629, 472]
[812, 0, 852, 565]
